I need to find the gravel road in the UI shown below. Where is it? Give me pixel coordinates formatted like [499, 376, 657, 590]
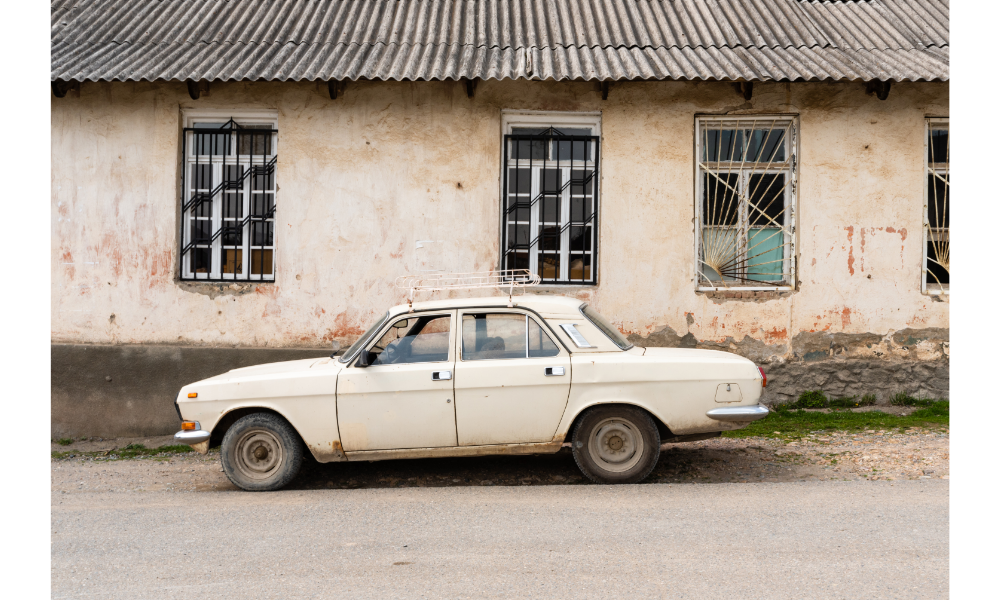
[52, 435, 948, 599]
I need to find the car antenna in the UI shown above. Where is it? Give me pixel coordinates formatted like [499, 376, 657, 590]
[395, 270, 541, 310]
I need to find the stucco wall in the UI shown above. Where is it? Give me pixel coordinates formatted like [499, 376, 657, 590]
[51, 79, 948, 400]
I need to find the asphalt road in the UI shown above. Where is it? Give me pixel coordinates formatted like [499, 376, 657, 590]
[52, 479, 947, 599]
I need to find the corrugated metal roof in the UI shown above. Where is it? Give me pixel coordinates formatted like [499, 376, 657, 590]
[51, 0, 949, 83]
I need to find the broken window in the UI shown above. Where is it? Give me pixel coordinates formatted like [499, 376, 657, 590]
[924, 119, 949, 293]
[695, 117, 797, 289]
[180, 115, 277, 281]
[501, 113, 600, 284]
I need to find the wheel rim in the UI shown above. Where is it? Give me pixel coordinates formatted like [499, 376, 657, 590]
[233, 428, 284, 481]
[588, 417, 644, 473]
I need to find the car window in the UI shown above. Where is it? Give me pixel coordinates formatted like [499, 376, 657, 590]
[528, 318, 560, 357]
[340, 311, 388, 362]
[368, 315, 451, 365]
[581, 304, 634, 350]
[462, 314, 527, 360]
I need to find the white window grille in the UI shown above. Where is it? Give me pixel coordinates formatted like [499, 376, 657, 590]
[695, 116, 798, 290]
[180, 112, 277, 281]
[923, 118, 949, 294]
[501, 112, 601, 285]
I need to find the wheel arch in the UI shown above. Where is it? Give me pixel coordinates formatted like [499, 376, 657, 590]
[209, 406, 303, 448]
[562, 401, 674, 443]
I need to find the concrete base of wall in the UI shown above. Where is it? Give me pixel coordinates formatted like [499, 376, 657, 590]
[760, 359, 949, 406]
[51, 344, 333, 439]
[51, 344, 949, 439]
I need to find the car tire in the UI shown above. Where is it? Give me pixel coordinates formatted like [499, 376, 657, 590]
[220, 412, 304, 492]
[571, 405, 661, 484]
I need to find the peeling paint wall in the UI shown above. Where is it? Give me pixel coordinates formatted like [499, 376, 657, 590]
[52, 80, 948, 392]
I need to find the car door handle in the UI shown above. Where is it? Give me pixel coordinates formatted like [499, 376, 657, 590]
[545, 366, 565, 376]
[432, 370, 452, 381]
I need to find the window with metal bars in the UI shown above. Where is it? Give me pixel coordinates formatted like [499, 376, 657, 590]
[924, 119, 949, 294]
[501, 116, 600, 284]
[180, 115, 277, 281]
[695, 116, 797, 289]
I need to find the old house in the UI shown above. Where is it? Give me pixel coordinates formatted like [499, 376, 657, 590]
[51, 0, 949, 438]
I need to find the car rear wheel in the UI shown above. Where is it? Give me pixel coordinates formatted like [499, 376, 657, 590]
[220, 413, 304, 492]
[571, 405, 660, 484]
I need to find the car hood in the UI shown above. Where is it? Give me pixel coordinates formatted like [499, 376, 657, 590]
[201, 357, 338, 383]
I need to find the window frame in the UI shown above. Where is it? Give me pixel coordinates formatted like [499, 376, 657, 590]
[923, 117, 949, 295]
[500, 111, 602, 286]
[693, 115, 799, 292]
[179, 110, 279, 282]
[458, 308, 568, 361]
[362, 311, 456, 367]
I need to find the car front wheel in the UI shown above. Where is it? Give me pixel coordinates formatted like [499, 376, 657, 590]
[571, 405, 660, 484]
[220, 413, 304, 492]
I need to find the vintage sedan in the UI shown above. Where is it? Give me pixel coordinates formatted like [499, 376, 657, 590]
[174, 294, 769, 490]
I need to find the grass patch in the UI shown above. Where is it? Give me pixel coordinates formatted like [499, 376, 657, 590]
[55, 438, 74, 446]
[890, 392, 936, 407]
[51, 444, 196, 461]
[722, 401, 949, 440]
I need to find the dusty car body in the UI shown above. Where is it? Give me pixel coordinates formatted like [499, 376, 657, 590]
[174, 294, 768, 490]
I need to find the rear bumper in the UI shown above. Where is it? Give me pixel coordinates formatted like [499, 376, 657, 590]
[706, 405, 770, 422]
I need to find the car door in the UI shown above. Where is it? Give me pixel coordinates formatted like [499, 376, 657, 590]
[336, 311, 458, 451]
[453, 310, 571, 446]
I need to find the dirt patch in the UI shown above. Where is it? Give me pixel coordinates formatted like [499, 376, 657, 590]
[51, 429, 948, 495]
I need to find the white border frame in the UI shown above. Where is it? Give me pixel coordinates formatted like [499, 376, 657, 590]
[923, 117, 950, 296]
[693, 114, 799, 292]
[499, 110, 603, 285]
[179, 109, 280, 282]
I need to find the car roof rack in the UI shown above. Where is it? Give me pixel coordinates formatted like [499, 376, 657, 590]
[395, 269, 541, 310]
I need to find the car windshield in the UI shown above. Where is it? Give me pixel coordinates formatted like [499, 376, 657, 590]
[581, 304, 633, 351]
[339, 311, 389, 362]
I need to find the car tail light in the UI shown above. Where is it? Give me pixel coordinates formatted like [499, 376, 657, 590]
[181, 421, 198, 431]
[757, 366, 767, 388]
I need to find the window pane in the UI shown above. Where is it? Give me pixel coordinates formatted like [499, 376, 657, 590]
[927, 173, 949, 228]
[221, 249, 243, 274]
[505, 252, 529, 271]
[528, 319, 560, 357]
[237, 126, 274, 156]
[190, 248, 211, 274]
[462, 314, 526, 361]
[703, 173, 739, 225]
[747, 228, 784, 282]
[541, 169, 562, 194]
[222, 192, 243, 220]
[570, 169, 594, 196]
[252, 166, 275, 191]
[703, 129, 743, 162]
[926, 240, 949, 285]
[190, 220, 212, 243]
[510, 128, 546, 160]
[928, 128, 949, 164]
[251, 221, 274, 246]
[223, 165, 244, 189]
[192, 122, 231, 156]
[746, 129, 786, 162]
[251, 194, 275, 217]
[507, 224, 530, 249]
[554, 128, 592, 161]
[250, 249, 273, 275]
[569, 254, 591, 281]
[540, 226, 560, 250]
[507, 168, 531, 194]
[370, 315, 452, 365]
[540, 254, 560, 280]
[748, 174, 785, 226]
[221, 224, 242, 245]
[191, 164, 213, 190]
[581, 305, 632, 350]
[569, 226, 591, 251]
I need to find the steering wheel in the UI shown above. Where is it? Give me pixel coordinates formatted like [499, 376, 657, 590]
[382, 344, 399, 363]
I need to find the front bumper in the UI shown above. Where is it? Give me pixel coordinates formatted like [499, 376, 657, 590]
[174, 429, 211, 445]
[706, 405, 770, 422]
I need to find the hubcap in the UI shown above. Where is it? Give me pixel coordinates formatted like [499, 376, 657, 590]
[588, 418, 644, 473]
[234, 429, 284, 481]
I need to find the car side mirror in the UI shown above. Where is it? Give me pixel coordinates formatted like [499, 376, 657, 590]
[355, 349, 372, 368]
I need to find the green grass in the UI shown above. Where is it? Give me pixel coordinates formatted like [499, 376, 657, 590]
[55, 438, 74, 446]
[722, 401, 949, 441]
[890, 392, 936, 407]
[51, 444, 197, 461]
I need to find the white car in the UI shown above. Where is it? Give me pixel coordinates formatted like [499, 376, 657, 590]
[174, 294, 769, 490]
